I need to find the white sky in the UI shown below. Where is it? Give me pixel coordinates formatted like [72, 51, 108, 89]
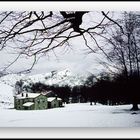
[0, 2, 139, 76]
[0, 35, 106, 76]
[0, 11, 119, 76]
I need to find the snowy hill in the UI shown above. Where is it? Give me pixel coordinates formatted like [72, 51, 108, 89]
[23, 69, 87, 87]
[0, 73, 25, 87]
[0, 69, 87, 88]
[0, 73, 24, 108]
[0, 81, 14, 108]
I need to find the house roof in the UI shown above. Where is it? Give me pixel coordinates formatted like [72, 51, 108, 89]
[42, 91, 55, 97]
[48, 97, 56, 102]
[15, 93, 41, 99]
[23, 102, 34, 107]
[57, 98, 62, 101]
[47, 97, 62, 102]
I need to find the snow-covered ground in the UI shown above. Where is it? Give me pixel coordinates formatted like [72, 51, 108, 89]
[0, 103, 140, 127]
[0, 74, 140, 127]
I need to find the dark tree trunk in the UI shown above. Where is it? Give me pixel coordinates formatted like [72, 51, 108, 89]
[90, 101, 93, 106]
[131, 103, 139, 111]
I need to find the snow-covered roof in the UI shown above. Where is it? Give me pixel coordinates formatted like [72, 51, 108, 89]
[23, 102, 34, 107]
[42, 91, 53, 96]
[47, 97, 62, 102]
[57, 98, 62, 101]
[48, 97, 56, 102]
[15, 93, 41, 99]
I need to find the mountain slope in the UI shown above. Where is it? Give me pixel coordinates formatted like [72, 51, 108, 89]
[0, 69, 87, 88]
[0, 81, 14, 108]
[0, 73, 25, 87]
[21, 69, 87, 88]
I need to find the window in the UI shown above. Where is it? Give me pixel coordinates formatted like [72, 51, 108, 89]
[37, 99, 40, 103]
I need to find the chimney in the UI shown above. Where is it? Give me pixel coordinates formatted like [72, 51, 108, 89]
[18, 90, 20, 94]
[55, 94, 58, 100]
[26, 94, 28, 97]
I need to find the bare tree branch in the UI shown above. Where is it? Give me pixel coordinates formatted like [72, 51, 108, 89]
[102, 11, 124, 33]
[0, 11, 124, 73]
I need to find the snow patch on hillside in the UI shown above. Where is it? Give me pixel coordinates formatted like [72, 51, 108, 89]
[0, 73, 25, 87]
[0, 82, 14, 109]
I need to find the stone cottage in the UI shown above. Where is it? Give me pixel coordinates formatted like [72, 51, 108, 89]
[14, 93, 48, 110]
[14, 92, 63, 110]
[47, 97, 63, 109]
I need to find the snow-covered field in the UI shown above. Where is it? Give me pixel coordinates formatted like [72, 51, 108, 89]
[0, 74, 140, 127]
[0, 103, 140, 127]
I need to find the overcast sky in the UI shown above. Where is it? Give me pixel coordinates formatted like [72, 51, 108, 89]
[0, 11, 121, 76]
[0, 36, 106, 76]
